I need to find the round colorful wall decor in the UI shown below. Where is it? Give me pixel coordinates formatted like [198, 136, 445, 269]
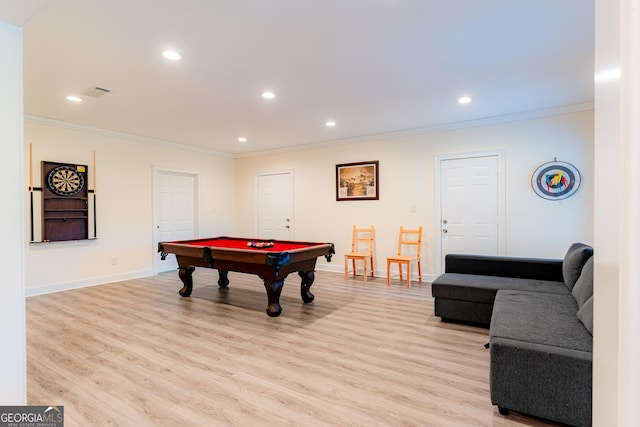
[531, 161, 581, 200]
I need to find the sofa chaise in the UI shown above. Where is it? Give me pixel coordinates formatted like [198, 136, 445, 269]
[431, 243, 594, 426]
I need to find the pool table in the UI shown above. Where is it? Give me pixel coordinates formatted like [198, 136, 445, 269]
[158, 237, 335, 317]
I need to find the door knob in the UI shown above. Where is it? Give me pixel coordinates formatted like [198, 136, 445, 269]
[442, 229, 448, 234]
[442, 219, 448, 224]
[286, 225, 290, 229]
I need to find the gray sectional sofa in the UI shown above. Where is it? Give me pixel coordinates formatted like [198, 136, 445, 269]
[431, 243, 594, 427]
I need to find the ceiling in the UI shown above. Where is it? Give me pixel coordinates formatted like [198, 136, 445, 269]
[1, 0, 594, 155]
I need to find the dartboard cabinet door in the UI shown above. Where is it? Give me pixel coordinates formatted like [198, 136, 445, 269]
[41, 161, 89, 242]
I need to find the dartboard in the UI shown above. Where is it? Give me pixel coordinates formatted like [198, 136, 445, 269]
[47, 165, 85, 196]
[531, 161, 581, 200]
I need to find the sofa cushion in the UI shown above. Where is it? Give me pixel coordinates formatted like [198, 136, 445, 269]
[562, 243, 593, 290]
[572, 256, 593, 308]
[443, 254, 563, 281]
[577, 296, 593, 335]
[490, 290, 592, 352]
[431, 273, 569, 304]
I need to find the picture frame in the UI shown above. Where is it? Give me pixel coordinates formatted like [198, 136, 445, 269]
[336, 161, 379, 201]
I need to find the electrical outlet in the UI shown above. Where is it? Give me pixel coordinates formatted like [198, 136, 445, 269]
[111, 257, 118, 265]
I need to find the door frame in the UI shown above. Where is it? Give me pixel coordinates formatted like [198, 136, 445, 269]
[152, 165, 200, 274]
[434, 149, 506, 276]
[254, 169, 294, 239]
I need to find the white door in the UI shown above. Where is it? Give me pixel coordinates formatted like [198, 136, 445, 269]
[438, 154, 502, 273]
[155, 170, 196, 272]
[257, 171, 293, 239]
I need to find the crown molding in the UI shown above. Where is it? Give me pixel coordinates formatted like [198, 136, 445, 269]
[235, 102, 594, 158]
[24, 115, 234, 158]
[25, 102, 594, 160]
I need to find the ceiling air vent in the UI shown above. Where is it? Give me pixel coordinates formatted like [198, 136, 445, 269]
[83, 87, 111, 98]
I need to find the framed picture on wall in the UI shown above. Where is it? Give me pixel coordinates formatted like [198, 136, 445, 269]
[336, 161, 379, 201]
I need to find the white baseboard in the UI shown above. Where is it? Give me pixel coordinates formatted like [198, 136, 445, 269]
[316, 264, 434, 283]
[25, 269, 154, 297]
[25, 265, 433, 298]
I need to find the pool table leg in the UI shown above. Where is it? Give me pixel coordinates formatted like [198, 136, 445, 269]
[178, 266, 195, 297]
[263, 280, 284, 317]
[217, 269, 230, 288]
[298, 271, 315, 303]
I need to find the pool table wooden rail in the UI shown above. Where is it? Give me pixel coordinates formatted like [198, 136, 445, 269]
[158, 237, 335, 317]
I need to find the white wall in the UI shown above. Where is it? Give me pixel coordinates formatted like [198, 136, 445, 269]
[24, 120, 237, 293]
[617, 2, 640, 423]
[593, 0, 640, 425]
[0, 21, 27, 404]
[236, 109, 594, 281]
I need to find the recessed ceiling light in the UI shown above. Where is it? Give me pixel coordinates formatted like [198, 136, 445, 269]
[325, 120, 337, 127]
[162, 50, 182, 61]
[238, 137, 247, 143]
[66, 96, 82, 102]
[458, 96, 472, 104]
[261, 91, 275, 99]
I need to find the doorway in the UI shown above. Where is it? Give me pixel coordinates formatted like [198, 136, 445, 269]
[154, 169, 197, 273]
[256, 171, 294, 239]
[434, 151, 505, 275]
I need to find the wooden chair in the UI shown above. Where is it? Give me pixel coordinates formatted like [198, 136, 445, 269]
[387, 226, 422, 288]
[344, 225, 375, 282]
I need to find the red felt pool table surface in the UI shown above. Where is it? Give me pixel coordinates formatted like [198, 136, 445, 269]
[182, 237, 322, 252]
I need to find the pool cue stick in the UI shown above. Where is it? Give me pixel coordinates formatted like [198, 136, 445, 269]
[29, 143, 34, 242]
[93, 151, 97, 238]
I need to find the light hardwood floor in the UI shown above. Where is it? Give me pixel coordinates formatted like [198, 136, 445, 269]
[27, 270, 562, 426]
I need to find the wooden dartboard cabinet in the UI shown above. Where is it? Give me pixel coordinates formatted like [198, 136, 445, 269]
[41, 161, 89, 242]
